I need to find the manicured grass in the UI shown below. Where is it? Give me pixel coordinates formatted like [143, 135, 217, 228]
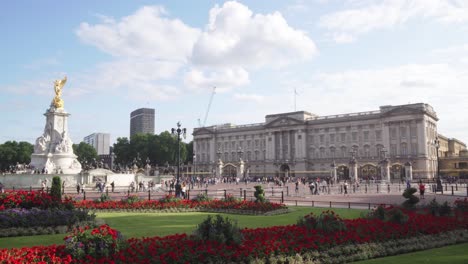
[0, 207, 364, 248]
[354, 243, 468, 264]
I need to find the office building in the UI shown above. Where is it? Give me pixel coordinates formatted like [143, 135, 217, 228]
[83, 133, 110, 155]
[130, 108, 155, 137]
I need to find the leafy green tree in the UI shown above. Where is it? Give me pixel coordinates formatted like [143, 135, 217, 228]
[112, 132, 191, 168]
[50, 176, 62, 202]
[0, 141, 34, 171]
[73, 142, 98, 164]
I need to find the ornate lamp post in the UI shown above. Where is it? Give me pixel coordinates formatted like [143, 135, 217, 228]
[171, 122, 186, 197]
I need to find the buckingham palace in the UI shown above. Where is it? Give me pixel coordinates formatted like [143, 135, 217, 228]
[192, 103, 467, 182]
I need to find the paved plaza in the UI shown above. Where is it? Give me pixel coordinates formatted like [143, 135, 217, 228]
[65, 181, 467, 210]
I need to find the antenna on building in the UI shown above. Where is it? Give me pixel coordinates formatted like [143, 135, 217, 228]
[294, 88, 299, 111]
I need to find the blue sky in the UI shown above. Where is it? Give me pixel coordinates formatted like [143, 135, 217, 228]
[1, 0, 468, 145]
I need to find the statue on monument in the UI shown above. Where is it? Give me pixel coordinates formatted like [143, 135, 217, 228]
[51, 76, 67, 109]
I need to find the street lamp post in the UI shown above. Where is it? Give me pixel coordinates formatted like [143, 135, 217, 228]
[171, 122, 186, 197]
[193, 154, 196, 182]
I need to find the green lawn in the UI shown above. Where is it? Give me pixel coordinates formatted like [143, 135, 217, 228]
[354, 243, 468, 264]
[0, 207, 363, 248]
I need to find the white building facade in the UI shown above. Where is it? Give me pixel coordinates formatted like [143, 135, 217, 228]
[83, 133, 110, 155]
[193, 103, 446, 182]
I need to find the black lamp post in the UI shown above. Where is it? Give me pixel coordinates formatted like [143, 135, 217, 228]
[171, 122, 186, 197]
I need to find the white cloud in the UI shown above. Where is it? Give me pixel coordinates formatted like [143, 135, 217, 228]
[233, 93, 265, 103]
[320, 0, 468, 43]
[76, 5, 200, 62]
[184, 67, 249, 92]
[74, 59, 183, 100]
[191, 1, 318, 69]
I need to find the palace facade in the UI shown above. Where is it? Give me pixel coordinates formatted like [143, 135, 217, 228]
[193, 103, 466, 182]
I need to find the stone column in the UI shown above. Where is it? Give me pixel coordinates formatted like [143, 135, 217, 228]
[330, 162, 337, 183]
[238, 159, 244, 179]
[216, 159, 223, 178]
[405, 161, 413, 180]
[380, 159, 391, 182]
[349, 159, 358, 183]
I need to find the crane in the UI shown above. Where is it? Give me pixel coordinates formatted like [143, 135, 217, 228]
[200, 86, 216, 127]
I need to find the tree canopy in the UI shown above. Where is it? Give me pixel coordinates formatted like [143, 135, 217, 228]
[0, 141, 34, 171]
[113, 132, 191, 168]
[72, 142, 98, 165]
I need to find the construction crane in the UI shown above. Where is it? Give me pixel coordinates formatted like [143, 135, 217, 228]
[199, 86, 216, 127]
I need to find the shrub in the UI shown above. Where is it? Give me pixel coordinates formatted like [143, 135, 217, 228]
[254, 185, 266, 203]
[366, 205, 408, 224]
[94, 194, 111, 203]
[121, 195, 140, 204]
[64, 224, 125, 260]
[50, 176, 62, 203]
[402, 187, 419, 208]
[193, 214, 243, 245]
[159, 194, 180, 203]
[191, 193, 212, 202]
[428, 198, 440, 216]
[297, 211, 346, 233]
[439, 201, 452, 216]
[385, 207, 408, 224]
[315, 211, 347, 233]
[0, 208, 96, 229]
[297, 213, 317, 230]
[222, 194, 240, 203]
[454, 198, 468, 212]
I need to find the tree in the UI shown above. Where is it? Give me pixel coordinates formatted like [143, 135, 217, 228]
[72, 142, 98, 165]
[0, 141, 34, 171]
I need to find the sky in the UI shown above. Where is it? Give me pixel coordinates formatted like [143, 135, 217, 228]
[1, 0, 468, 146]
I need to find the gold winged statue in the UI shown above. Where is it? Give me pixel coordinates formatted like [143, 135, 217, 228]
[51, 76, 67, 109]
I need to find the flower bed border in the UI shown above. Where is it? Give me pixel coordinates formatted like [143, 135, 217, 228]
[81, 207, 291, 215]
[250, 229, 468, 264]
[0, 220, 102, 238]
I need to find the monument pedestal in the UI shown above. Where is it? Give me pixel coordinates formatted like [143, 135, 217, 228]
[30, 107, 81, 174]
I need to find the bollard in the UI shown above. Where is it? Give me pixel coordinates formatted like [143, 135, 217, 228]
[13, 186, 15, 191]
[456, 184, 458, 191]
[377, 184, 379, 193]
[240, 188, 243, 198]
[365, 184, 367, 193]
[148, 190, 151, 201]
[399, 184, 401, 192]
[445, 183, 448, 192]
[329, 201, 332, 208]
[281, 191, 284, 203]
[368, 203, 371, 210]
[224, 189, 227, 200]
[272, 187, 274, 197]
[312, 201, 314, 207]
[466, 186, 468, 197]
[353, 185, 356, 193]
[287, 186, 289, 196]
[106, 187, 109, 196]
[340, 185, 343, 193]
[128, 190, 130, 197]
[243, 190, 246, 201]
[83, 191, 86, 201]
[205, 189, 208, 195]
[295, 200, 298, 206]
[30, 186, 32, 192]
[348, 202, 351, 209]
[451, 186, 454, 196]
[387, 184, 390, 193]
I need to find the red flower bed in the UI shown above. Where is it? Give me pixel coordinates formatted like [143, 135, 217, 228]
[0, 190, 55, 210]
[73, 198, 286, 212]
[1, 208, 466, 263]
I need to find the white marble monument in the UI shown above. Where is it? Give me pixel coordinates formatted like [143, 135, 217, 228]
[30, 77, 82, 174]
